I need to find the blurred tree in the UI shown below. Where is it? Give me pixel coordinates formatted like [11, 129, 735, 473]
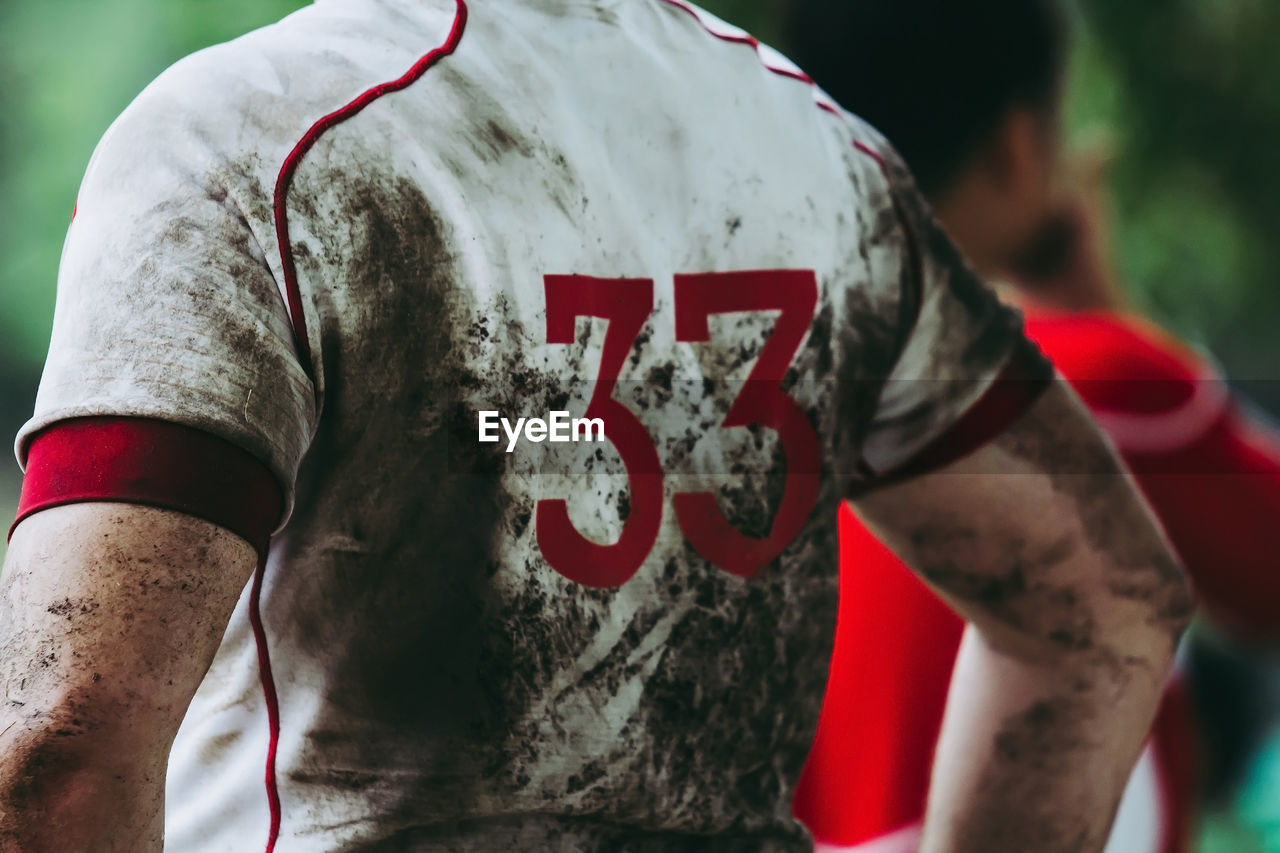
[1070, 1, 1280, 401]
[0, 0, 308, 374]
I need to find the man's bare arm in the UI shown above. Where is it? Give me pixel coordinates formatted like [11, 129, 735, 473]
[0, 504, 256, 853]
[851, 379, 1193, 853]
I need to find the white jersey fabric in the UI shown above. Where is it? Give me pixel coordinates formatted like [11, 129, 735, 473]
[18, 0, 1048, 849]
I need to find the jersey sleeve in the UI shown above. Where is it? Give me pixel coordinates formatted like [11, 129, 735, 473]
[10, 83, 317, 553]
[847, 147, 1054, 493]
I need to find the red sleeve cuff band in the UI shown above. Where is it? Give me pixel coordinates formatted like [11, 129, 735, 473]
[10, 417, 283, 557]
[854, 339, 1055, 494]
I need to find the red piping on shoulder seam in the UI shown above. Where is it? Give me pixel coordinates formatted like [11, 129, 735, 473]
[656, 0, 882, 163]
[246, 557, 282, 853]
[272, 0, 471, 382]
[258, 2, 469, 851]
[853, 139, 885, 167]
[657, 0, 813, 84]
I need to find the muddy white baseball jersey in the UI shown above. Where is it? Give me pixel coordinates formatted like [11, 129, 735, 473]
[14, 0, 1051, 849]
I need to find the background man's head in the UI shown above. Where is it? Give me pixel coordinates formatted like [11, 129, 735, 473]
[787, 0, 1071, 276]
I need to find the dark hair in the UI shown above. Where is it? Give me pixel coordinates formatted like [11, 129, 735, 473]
[785, 0, 1071, 196]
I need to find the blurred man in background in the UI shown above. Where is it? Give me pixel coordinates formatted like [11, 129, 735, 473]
[786, 1, 1280, 851]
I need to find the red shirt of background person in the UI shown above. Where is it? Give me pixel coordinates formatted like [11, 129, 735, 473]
[782, 0, 1280, 849]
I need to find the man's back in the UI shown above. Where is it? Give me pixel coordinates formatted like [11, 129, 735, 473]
[14, 0, 1064, 849]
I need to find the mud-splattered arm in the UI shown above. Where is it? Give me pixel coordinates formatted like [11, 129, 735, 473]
[850, 378, 1193, 853]
[0, 505, 257, 853]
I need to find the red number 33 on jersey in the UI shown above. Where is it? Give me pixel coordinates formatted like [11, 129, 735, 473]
[535, 271, 821, 588]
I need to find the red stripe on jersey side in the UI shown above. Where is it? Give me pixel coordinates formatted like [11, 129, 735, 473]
[246, 555, 282, 850]
[10, 417, 282, 556]
[271, 0, 471, 384]
[261, 4, 469, 850]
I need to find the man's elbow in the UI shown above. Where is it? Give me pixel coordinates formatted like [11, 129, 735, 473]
[1102, 542, 1195, 661]
[1, 724, 105, 813]
[0, 695, 167, 845]
[1, 679, 167, 791]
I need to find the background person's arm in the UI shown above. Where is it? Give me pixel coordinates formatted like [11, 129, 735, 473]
[852, 379, 1192, 853]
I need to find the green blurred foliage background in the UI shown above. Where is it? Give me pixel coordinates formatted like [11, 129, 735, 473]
[1, 2, 1279, 847]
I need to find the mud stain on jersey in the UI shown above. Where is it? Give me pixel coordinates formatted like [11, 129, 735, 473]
[258, 87, 859, 843]
[275, 143, 666, 835]
[281, 162, 527, 820]
[830, 272, 901, 487]
[924, 223, 1026, 371]
[74, 149, 317, 483]
[431, 63, 583, 223]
